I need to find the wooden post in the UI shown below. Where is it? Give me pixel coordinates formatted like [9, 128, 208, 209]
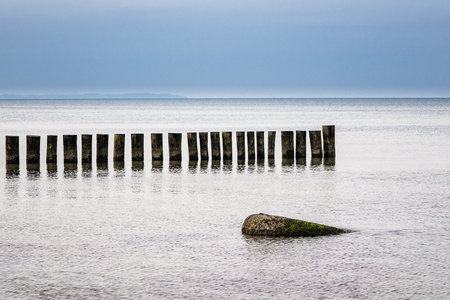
[46, 135, 57, 164]
[322, 125, 335, 158]
[267, 131, 276, 159]
[151, 133, 163, 161]
[247, 131, 255, 160]
[26, 135, 41, 165]
[236, 131, 245, 160]
[211, 132, 221, 160]
[47, 159, 58, 174]
[188, 159, 198, 171]
[81, 161, 92, 173]
[131, 133, 144, 162]
[82, 134, 92, 164]
[5, 136, 20, 164]
[97, 134, 109, 163]
[63, 135, 77, 164]
[309, 130, 323, 158]
[199, 132, 208, 161]
[222, 132, 232, 161]
[169, 160, 182, 170]
[168, 133, 182, 161]
[281, 131, 294, 159]
[256, 131, 264, 161]
[296, 131, 307, 159]
[187, 132, 198, 161]
[113, 134, 125, 162]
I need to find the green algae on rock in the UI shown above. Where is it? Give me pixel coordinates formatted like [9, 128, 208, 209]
[242, 213, 348, 237]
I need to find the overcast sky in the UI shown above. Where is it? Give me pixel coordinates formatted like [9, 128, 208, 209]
[1, 0, 449, 97]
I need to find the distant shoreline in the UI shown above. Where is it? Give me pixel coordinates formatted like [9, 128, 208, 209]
[0, 93, 187, 100]
[0, 94, 449, 100]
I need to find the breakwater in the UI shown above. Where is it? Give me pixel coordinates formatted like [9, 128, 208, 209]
[4, 126, 335, 167]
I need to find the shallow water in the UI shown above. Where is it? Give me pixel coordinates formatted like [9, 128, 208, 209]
[0, 98, 449, 299]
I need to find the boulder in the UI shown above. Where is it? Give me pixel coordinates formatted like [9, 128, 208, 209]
[242, 213, 348, 237]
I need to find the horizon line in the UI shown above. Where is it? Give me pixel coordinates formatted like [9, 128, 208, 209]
[0, 95, 449, 100]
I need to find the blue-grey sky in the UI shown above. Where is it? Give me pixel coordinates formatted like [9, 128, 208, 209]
[1, 0, 449, 97]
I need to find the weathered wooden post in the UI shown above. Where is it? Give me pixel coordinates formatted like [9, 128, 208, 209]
[46, 135, 57, 164]
[187, 132, 198, 161]
[168, 133, 182, 161]
[322, 125, 335, 158]
[211, 132, 221, 160]
[188, 159, 198, 171]
[5, 136, 20, 165]
[97, 134, 109, 163]
[268, 131, 276, 160]
[247, 131, 255, 160]
[63, 135, 77, 164]
[281, 131, 294, 159]
[131, 133, 144, 162]
[169, 134, 182, 168]
[236, 131, 245, 160]
[151, 133, 163, 161]
[113, 134, 125, 162]
[200, 159, 208, 169]
[81, 160, 92, 174]
[295, 131, 307, 159]
[199, 132, 209, 161]
[256, 131, 264, 161]
[309, 130, 323, 158]
[222, 132, 232, 161]
[26, 135, 40, 165]
[82, 134, 92, 164]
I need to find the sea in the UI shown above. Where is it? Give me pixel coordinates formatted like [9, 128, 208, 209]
[0, 98, 449, 299]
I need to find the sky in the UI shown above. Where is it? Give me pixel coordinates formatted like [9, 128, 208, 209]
[1, 0, 450, 98]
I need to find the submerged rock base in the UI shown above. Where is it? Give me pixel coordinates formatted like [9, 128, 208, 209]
[242, 213, 348, 237]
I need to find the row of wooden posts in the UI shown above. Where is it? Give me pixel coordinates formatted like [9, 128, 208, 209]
[4, 126, 335, 165]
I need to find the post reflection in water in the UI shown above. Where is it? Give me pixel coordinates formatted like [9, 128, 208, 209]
[310, 157, 323, 166]
[152, 161, 163, 173]
[257, 158, 265, 167]
[199, 160, 209, 173]
[113, 161, 125, 171]
[47, 163, 58, 178]
[6, 164, 20, 178]
[26, 164, 41, 180]
[96, 162, 108, 177]
[296, 158, 306, 166]
[324, 157, 336, 166]
[282, 158, 295, 167]
[64, 163, 78, 178]
[211, 160, 221, 172]
[169, 161, 182, 173]
[247, 160, 256, 173]
[188, 161, 198, 174]
[223, 160, 233, 173]
[132, 161, 144, 172]
[237, 159, 246, 173]
[2, 158, 335, 181]
[82, 163, 92, 178]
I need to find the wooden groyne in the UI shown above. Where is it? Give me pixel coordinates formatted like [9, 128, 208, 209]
[3, 126, 335, 167]
[131, 133, 144, 162]
[63, 135, 77, 164]
[80, 134, 91, 163]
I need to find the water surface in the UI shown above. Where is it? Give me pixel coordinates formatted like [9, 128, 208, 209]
[0, 98, 449, 299]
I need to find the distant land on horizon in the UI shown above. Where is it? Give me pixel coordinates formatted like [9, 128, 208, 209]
[0, 93, 187, 99]
[1, 93, 449, 100]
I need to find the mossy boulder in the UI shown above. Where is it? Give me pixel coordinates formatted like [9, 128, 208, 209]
[242, 213, 348, 237]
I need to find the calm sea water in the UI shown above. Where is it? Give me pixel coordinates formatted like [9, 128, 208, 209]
[0, 98, 449, 299]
